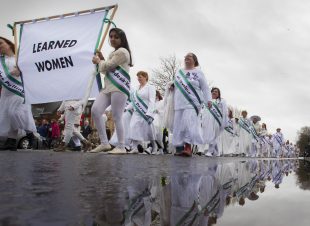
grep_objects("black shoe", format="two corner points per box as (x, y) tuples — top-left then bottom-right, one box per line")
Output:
(137, 144), (144, 153)
(3, 138), (17, 151)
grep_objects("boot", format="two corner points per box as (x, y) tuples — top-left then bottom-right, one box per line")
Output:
(174, 146), (184, 156)
(81, 139), (92, 152)
(182, 143), (192, 157)
(53, 142), (67, 152)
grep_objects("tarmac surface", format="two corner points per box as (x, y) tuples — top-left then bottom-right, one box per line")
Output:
(0, 150), (309, 226)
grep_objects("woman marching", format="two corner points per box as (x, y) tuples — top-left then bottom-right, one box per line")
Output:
(127, 71), (157, 154)
(218, 109), (237, 156)
(90, 28), (132, 154)
(0, 36), (36, 151)
(171, 53), (212, 157)
(202, 87), (228, 157)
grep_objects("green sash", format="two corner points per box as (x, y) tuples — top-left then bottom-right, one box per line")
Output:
(106, 65), (130, 98)
(239, 118), (251, 134)
(0, 56), (24, 97)
(249, 125), (259, 142)
(174, 69), (201, 115)
(131, 90), (152, 124)
(207, 101), (223, 127)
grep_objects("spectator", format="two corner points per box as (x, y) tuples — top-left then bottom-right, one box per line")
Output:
(49, 119), (61, 148)
(38, 119), (50, 148)
(81, 120), (92, 139)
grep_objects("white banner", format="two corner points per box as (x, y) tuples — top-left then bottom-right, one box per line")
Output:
(18, 11), (108, 104)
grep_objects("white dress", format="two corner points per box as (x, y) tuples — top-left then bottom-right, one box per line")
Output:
(218, 118), (237, 155)
(201, 98), (228, 156)
(272, 132), (284, 157)
(153, 99), (165, 147)
(0, 56), (36, 137)
(259, 128), (270, 157)
(237, 117), (252, 155)
(172, 68), (211, 146)
(129, 83), (156, 141)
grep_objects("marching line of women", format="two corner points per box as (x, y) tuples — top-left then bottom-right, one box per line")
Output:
(0, 29), (298, 157)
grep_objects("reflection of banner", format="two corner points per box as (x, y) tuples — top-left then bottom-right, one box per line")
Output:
(18, 10), (108, 104)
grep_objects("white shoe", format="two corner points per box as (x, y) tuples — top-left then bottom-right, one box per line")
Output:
(128, 148), (139, 154)
(108, 147), (127, 154)
(89, 144), (111, 153)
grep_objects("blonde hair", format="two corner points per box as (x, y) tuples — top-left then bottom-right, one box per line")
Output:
(137, 71), (148, 81)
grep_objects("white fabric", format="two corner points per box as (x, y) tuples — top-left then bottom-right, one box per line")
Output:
(0, 56), (36, 138)
(272, 132), (284, 157)
(59, 101), (84, 144)
(153, 100), (165, 147)
(202, 98), (228, 156)
(218, 118), (237, 155)
(172, 109), (204, 146)
(172, 68), (211, 147)
(98, 47), (131, 94)
(237, 117), (252, 155)
(162, 84), (175, 131)
(109, 110), (132, 148)
(18, 11), (107, 104)
(129, 83), (156, 141)
(174, 68), (211, 111)
(92, 91), (127, 146)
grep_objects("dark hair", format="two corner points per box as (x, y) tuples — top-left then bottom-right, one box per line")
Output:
(156, 90), (163, 101)
(211, 87), (221, 100)
(262, 123), (267, 129)
(189, 52), (199, 67)
(109, 28), (133, 67)
(0, 36), (15, 54)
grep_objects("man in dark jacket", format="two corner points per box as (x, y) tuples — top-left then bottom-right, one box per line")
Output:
(81, 120), (92, 139)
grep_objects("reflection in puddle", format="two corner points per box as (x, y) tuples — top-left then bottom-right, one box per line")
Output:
(0, 155), (309, 226)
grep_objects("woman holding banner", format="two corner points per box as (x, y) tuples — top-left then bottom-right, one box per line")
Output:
(127, 71), (157, 154)
(171, 53), (212, 157)
(90, 28), (132, 154)
(0, 37), (36, 151)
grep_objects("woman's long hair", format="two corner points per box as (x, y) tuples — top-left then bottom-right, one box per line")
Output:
(109, 28), (133, 67)
(0, 36), (15, 54)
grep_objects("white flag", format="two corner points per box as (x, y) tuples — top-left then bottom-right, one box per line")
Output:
(18, 11), (108, 104)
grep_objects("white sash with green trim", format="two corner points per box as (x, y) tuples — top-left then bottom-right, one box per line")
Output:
(207, 101), (223, 127)
(274, 134), (283, 146)
(249, 125), (259, 142)
(131, 90), (151, 124)
(239, 118), (251, 134)
(106, 66), (130, 98)
(224, 119), (235, 137)
(0, 56), (24, 98)
(174, 69), (201, 115)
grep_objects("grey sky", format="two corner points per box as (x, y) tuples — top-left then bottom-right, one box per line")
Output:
(1, 0), (310, 142)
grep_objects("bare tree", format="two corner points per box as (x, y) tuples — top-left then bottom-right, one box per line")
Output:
(150, 55), (181, 94)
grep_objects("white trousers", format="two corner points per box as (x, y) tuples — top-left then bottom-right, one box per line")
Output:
(63, 111), (84, 144)
(91, 91), (127, 147)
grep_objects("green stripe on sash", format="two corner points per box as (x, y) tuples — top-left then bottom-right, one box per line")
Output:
(106, 66), (131, 98)
(131, 91), (151, 124)
(208, 107), (222, 127)
(179, 69), (201, 104)
(0, 57), (22, 86)
(175, 79), (199, 115)
(0, 56), (24, 98)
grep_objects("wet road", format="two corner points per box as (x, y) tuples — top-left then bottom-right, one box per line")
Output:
(0, 150), (309, 226)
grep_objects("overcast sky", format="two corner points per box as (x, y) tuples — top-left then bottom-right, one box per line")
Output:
(1, 0), (310, 142)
